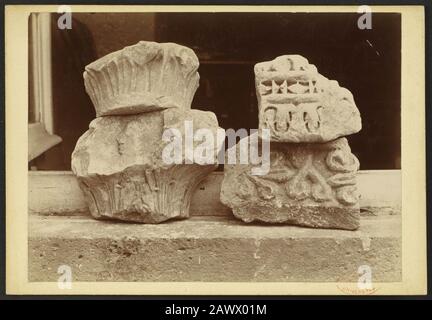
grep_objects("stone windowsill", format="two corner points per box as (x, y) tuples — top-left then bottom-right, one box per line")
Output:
(28, 170), (401, 282)
(29, 213), (401, 282)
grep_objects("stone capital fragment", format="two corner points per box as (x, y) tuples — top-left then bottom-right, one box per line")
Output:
(220, 136), (361, 230)
(84, 41), (200, 117)
(255, 55), (361, 142)
(72, 108), (220, 223)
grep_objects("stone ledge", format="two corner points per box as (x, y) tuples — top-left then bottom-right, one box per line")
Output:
(29, 214), (401, 282)
(29, 170), (401, 216)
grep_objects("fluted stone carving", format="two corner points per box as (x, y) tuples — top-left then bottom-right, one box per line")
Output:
(84, 41), (200, 117)
(255, 55), (361, 143)
(73, 41), (219, 223)
(72, 109), (219, 223)
(221, 55), (362, 230)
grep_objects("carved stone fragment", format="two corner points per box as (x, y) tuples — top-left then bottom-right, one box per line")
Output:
(223, 54), (363, 229)
(255, 55), (361, 143)
(220, 136), (360, 230)
(72, 108), (220, 223)
(84, 41), (200, 117)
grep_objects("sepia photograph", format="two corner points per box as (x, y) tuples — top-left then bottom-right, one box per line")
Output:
(4, 4), (427, 299)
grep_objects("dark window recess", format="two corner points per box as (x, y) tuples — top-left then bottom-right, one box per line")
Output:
(31, 12), (400, 170)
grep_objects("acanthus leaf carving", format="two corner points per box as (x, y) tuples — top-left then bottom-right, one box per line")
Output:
(221, 137), (361, 230)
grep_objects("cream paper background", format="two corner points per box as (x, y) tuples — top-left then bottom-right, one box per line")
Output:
(5, 5), (426, 295)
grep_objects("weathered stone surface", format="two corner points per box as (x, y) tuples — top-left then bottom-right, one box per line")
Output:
(28, 214), (401, 282)
(255, 55), (361, 142)
(84, 41), (200, 117)
(71, 108), (220, 223)
(220, 136), (361, 230)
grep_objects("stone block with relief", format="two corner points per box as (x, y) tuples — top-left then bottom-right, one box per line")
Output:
(255, 55), (361, 143)
(220, 136), (360, 230)
(84, 41), (200, 117)
(72, 108), (221, 223)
